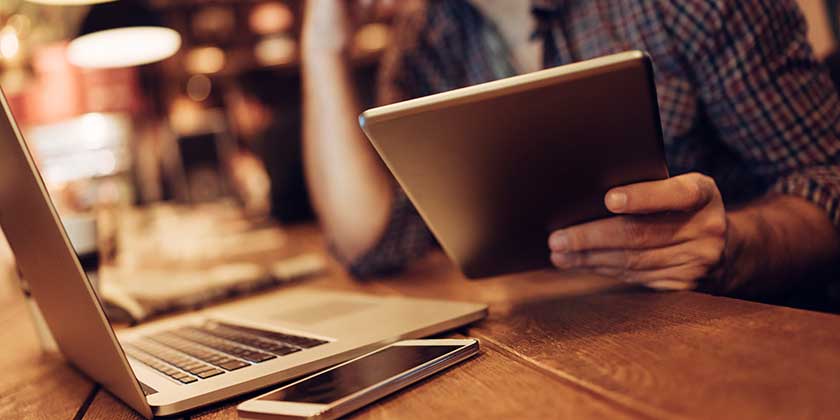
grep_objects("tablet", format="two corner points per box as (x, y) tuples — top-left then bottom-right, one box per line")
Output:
(360, 51), (669, 278)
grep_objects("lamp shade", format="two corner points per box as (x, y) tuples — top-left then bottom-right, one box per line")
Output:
(68, 0), (181, 69)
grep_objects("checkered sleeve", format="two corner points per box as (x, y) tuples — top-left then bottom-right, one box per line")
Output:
(659, 0), (840, 226)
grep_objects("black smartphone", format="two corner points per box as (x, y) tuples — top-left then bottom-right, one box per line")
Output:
(237, 339), (479, 419)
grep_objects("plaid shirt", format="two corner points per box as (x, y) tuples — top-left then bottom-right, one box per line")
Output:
(347, 0), (840, 278)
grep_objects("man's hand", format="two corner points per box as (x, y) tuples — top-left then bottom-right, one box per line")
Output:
(548, 173), (728, 290)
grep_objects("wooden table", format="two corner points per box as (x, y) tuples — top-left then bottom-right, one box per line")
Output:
(2, 224), (840, 419)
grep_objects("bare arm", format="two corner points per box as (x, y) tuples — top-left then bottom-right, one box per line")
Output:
(301, 0), (395, 262)
(717, 195), (840, 297)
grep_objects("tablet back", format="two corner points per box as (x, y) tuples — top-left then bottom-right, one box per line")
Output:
(361, 51), (668, 278)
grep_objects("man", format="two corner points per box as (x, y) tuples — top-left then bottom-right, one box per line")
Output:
(301, 0), (840, 302)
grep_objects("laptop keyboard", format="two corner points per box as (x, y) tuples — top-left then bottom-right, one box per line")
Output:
(125, 321), (328, 385)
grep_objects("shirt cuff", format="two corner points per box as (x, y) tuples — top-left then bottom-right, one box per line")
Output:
(771, 165), (840, 227)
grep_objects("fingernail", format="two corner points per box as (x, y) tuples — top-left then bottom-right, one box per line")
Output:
(550, 252), (567, 267)
(549, 232), (569, 252)
(605, 191), (627, 212)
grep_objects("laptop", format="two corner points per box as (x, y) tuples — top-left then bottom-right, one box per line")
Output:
(0, 89), (487, 418)
(361, 51), (669, 278)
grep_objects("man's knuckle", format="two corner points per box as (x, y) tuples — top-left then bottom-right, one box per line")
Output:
(672, 250), (693, 265)
(677, 176), (703, 205)
(685, 173), (720, 207)
(628, 250), (656, 270)
(686, 240), (721, 266)
(621, 250), (637, 271)
(702, 213), (727, 237)
(700, 174), (718, 191)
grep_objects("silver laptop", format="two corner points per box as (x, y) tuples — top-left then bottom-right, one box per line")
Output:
(0, 89), (487, 418)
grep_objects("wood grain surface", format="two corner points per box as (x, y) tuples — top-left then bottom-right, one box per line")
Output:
(0, 296), (95, 419)
(2, 225), (840, 419)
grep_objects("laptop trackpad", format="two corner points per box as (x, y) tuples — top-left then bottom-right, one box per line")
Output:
(264, 299), (374, 325)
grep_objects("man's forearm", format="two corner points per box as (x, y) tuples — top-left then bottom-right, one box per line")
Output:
(712, 195), (840, 297)
(301, 52), (395, 261)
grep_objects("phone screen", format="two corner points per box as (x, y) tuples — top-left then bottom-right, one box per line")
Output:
(258, 345), (461, 404)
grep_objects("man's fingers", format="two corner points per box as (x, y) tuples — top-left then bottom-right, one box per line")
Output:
(550, 239), (722, 271)
(549, 213), (690, 252)
(605, 173), (719, 214)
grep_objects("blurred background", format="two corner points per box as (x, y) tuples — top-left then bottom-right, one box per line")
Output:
(0, 0), (398, 318)
(0, 0), (838, 296)
(0, 0), (395, 221)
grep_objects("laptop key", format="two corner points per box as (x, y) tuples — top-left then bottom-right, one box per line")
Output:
(199, 323), (323, 355)
(219, 360), (249, 371)
(148, 333), (259, 370)
(128, 321), (326, 384)
(252, 353), (277, 362)
(271, 346), (302, 356)
(211, 322), (329, 349)
(197, 368), (224, 379)
(130, 341), (220, 376)
(169, 329), (277, 363)
(124, 344), (206, 384)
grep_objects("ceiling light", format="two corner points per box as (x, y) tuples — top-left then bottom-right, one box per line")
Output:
(68, 27), (181, 69)
(67, 0), (181, 69)
(0, 27), (20, 60)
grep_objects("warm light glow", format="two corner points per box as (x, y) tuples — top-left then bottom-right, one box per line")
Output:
(79, 113), (111, 149)
(169, 96), (214, 135)
(254, 35), (296, 66)
(68, 27), (181, 69)
(8, 15), (31, 36)
(249, 2), (294, 35)
(25, 0), (116, 5)
(93, 150), (118, 175)
(354, 23), (390, 53)
(192, 6), (235, 38)
(0, 27), (20, 60)
(26, 113), (132, 184)
(187, 74), (212, 102)
(185, 46), (226, 74)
